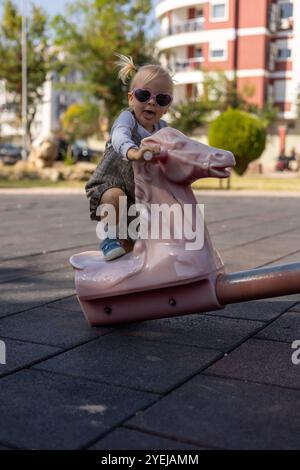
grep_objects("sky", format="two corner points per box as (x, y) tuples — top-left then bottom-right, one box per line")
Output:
(0, 0), (158, 20)
(0, 0), (159, 38)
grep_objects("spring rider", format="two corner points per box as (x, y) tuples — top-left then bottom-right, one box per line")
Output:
(70, 127), (300, 326)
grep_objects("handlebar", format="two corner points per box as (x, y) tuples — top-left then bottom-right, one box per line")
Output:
(143, 150), (154, 161)
(143, 149), (168, 163)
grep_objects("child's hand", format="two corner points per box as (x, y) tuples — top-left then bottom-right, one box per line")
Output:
(127, 145), (161, 162)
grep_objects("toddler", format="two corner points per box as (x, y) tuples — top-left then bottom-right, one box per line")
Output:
(85, 54), (174, 260)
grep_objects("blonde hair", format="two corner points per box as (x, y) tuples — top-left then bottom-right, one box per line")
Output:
(114, 53), (174, 91)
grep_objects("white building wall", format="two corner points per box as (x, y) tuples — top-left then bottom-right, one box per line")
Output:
(0, 71), (82, 143)
(290, 0), (300, 118)
(172, 7), (188, 25)
(156, 0), (207, 18)
(0, 80), (5, 107)
(157, 27), (235, 50)
(274, 79), (294, 102)
(173, 84), (187, 102)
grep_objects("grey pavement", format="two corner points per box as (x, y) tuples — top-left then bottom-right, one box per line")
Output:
(0, 191), (300, 450)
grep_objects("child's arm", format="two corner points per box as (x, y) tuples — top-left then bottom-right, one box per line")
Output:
(111, 111), (139, 160)
(127, 146), (161, 161)
(111, 111), (160, 162)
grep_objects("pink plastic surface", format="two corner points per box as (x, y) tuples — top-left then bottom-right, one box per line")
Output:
(70, 127), (235, 324)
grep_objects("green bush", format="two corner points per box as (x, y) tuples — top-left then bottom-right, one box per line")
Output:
(208, 109), (266, 175)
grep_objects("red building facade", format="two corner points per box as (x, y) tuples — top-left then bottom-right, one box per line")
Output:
(156, 0), (299, 120)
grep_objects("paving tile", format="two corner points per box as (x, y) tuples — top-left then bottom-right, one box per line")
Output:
(212, 219), (300, 251)
(127, 374), (300, 450)
(0, 195), (94, 261)
(266, 255), (300, 267)
(0, 369), (158, 450)
(0, 337), (60, 377)
(33, 335), (221, 394)
(115, 314), (264, 352)
(1, 193), (300, 450)
(206, 297), (298, 321)
(222, 230), (300, 269)
(290, 303), (300, 313)
(90, 427), (204, 450)
(0, 233), (96, 262)
(0, 245), (94, 283)
(46, 296), (82, 313)
(206, 338), (300, 389)
(209, 209), (298, 236)
(0, 306), (111, 349)
(255, 311), (300, 343)
(0, 268), (75, 317)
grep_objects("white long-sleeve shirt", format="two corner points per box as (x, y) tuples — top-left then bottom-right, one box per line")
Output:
(106, 110), (167, 160)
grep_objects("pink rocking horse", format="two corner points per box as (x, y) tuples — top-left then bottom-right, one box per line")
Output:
(70, 128), (300, 326)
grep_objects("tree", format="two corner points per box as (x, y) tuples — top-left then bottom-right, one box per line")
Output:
(208, 109), (266, 175)
(169, 100), (208, 134)
(201, 71), (247, 112)
(51, 0), (154, 127)
(61, 101), (100, 141)
(0, 0), (50, 144)
(201, 71), (278, 126)
(169, 72), (277, 135)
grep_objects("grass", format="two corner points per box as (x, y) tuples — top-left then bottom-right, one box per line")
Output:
(0, 179), (84, 189)
(0, 173), (300, 192)
(192, 173), (300, 192)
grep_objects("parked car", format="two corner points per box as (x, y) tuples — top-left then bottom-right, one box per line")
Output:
(71, 140), (101, 162)
(56, 138), (69, 161)
(0, 143), (22, 165)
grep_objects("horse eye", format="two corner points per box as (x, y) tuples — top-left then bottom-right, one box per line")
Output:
(175, 142), (185, 150)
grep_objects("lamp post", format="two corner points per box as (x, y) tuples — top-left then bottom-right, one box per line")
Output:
(21, 0), (28, 160)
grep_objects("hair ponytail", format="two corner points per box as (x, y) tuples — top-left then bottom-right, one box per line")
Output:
(114, 53), (138, 84)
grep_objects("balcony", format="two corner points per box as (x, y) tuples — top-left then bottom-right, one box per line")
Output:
(156, 0), (205, 18)
(268, 2), (294, 32)
(171, 57), (204, 72)
(160, 18), (204, 38)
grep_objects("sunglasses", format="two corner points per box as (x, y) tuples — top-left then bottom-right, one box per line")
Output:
(132, 88), (173, 107)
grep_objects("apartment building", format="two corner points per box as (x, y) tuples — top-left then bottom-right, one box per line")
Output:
(156, 0), (300, 121)
(0, 71), (81, 144)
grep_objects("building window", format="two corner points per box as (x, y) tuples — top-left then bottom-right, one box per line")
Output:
(276, 39), (292, 61)
(277, 48), (291, 60)
(210, 1), (228, 21)
(186, 83), (197, 100)
(209, 42), (227, 61)
(279, 2), (293, 19)
(212, 4), (225, 18)
(211, 49), (224, 58)
(195, 47), (203, 58)
(274, 80), (286, 101)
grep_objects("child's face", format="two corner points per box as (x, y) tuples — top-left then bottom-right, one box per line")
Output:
(128, 74), (173, 132)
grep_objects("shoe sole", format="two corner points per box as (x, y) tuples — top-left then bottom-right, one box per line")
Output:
(102, 247), (126, 261)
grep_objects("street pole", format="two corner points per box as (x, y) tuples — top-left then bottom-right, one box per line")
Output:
(21, 0), (28, 160)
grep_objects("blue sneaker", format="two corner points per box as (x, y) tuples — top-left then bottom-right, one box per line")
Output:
(100, 237), (126, 261)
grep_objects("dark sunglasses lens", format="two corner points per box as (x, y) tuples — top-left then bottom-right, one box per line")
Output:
(134, 89), (151, 102)
(156, 94), (172, 106)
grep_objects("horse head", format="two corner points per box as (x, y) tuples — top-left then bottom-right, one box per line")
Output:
(142, 127), (235, 184)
